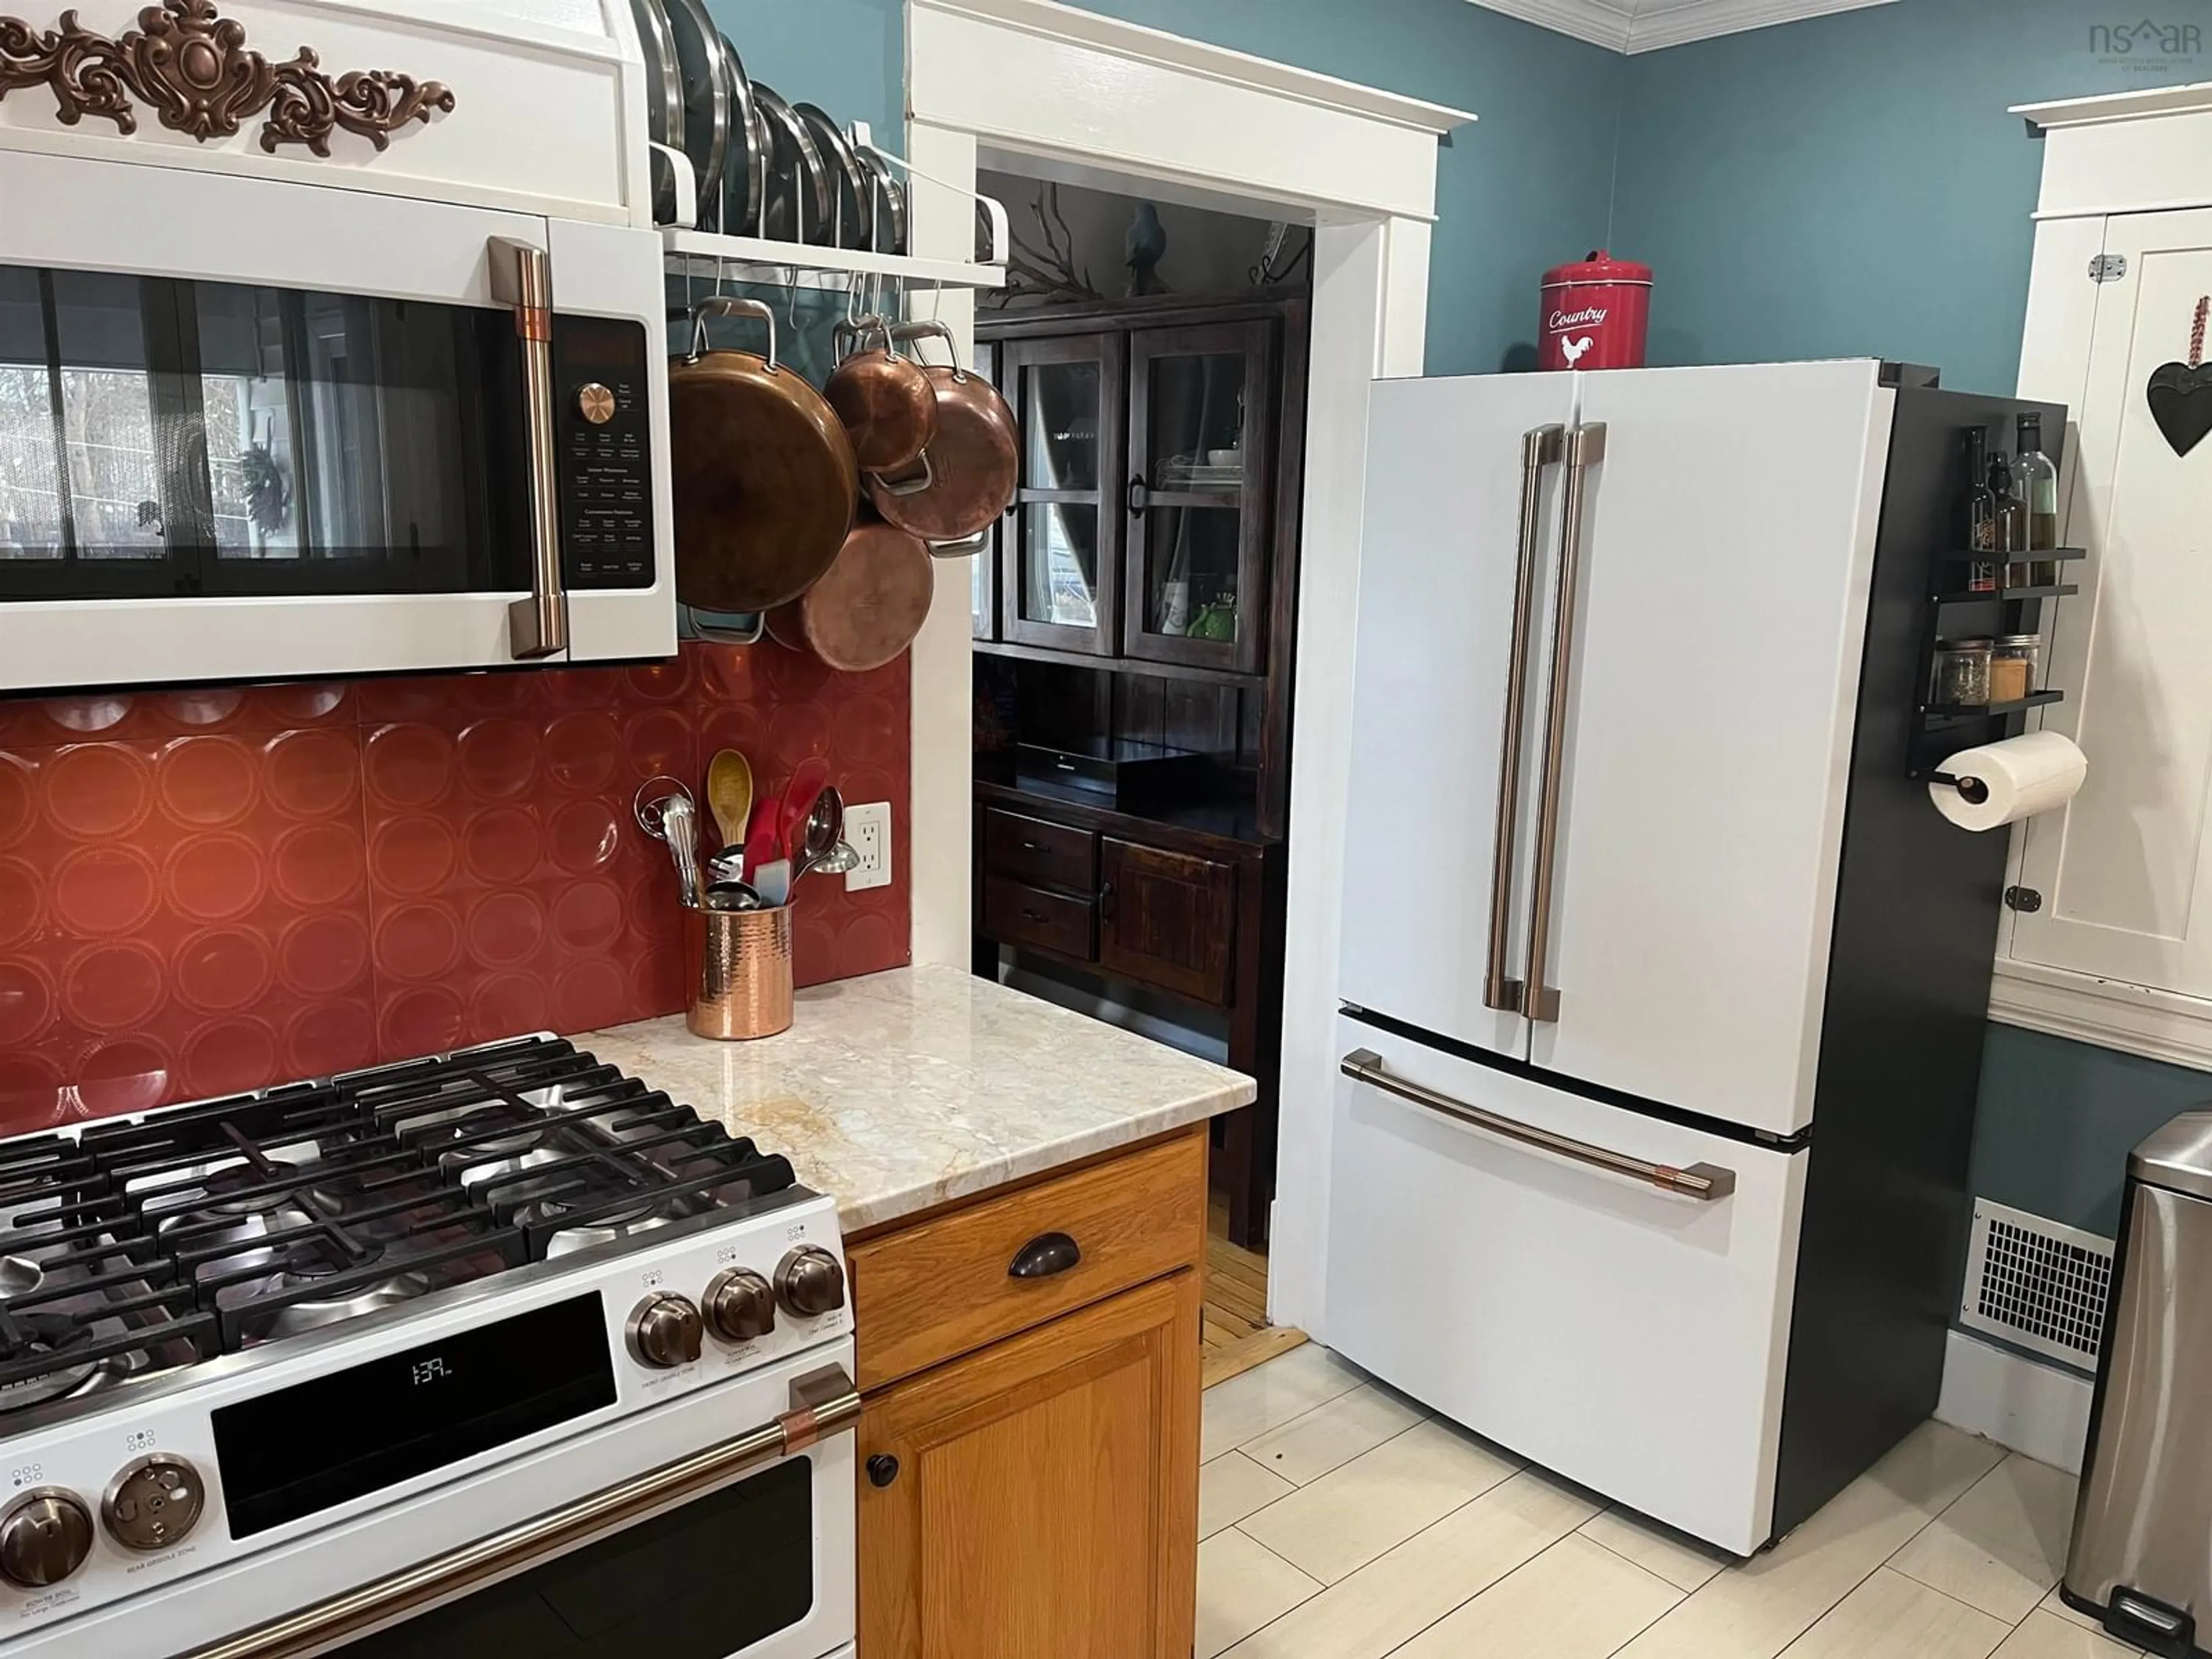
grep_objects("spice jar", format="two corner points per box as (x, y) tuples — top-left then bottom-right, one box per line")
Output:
(1990, 634), (2042, 704)
(1931, 638), (1993, 707)
(2002, 558), (2061, 590)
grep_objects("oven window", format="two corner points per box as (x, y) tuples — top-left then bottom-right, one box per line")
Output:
(333, 1456), (816, 1658)
(0, 263), (527, 601)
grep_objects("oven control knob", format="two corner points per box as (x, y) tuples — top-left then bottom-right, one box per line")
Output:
(627, 1292), (704, 1370)
(776, 1246), (847, 1319)
(103, 1453), (206, 1552)
(0, 1488), (93, 1588)
(705, 1268), (778, 1343)
(577, 382), (618, 426)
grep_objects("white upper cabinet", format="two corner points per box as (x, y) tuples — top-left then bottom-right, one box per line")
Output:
(2004, 88), (2212, 1065)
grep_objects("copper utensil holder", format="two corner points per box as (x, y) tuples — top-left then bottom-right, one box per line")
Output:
(684, 904), (794, 1040)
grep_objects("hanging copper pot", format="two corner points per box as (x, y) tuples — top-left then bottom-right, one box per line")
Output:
(824, 316), (939, 474)
(766, 517), (935, 671)
(865, 320), (1018, 545)
(669, 297), (857, 613)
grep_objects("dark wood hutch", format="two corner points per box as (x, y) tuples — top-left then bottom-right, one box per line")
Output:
(971, 288), (1307, 1249)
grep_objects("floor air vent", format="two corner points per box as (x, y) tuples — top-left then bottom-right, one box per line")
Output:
(1960, 1199), (2113, 1368)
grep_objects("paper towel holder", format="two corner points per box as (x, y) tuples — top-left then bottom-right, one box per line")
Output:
(1927, 771), (1991, 806)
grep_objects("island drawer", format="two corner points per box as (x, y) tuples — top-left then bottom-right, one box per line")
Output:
(983, 809), (1097, 892)
(847, 1128), (1207, 1390)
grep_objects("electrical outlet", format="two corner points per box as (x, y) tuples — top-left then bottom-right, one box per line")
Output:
(844, 802), (892, 892)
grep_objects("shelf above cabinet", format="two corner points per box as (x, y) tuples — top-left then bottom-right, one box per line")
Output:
(663, 229), (1006, 293)
(974, 638), (1263, 688)
(1919, 690), (2066, 721)
(1935, 546), (2087, 566)
(1931, 583), (2082, 604)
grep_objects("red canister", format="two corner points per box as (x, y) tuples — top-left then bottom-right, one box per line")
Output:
(1539, 250), (1652, 372)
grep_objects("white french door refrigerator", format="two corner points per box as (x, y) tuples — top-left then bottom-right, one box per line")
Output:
(1327, 361), (2066, 1555)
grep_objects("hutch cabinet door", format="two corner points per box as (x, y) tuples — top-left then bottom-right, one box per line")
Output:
(2010, 207), (2212, 1002)
(1122, 320), (1276, 675)
(1099, 839), (1238, 1006)
(971, 339), (1002, 641)
(857, 1271), (1202, 1659)
(998, 332), (1126, 656)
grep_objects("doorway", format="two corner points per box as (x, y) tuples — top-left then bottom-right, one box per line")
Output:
(903, 0), (1469, 1344)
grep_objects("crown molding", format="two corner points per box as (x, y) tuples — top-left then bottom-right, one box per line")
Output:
(914, 0), (1476, 132)
(2013, 80), (2212, 133)
(1464, 0), (1897, 55)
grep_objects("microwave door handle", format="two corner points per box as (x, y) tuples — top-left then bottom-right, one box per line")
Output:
(1521, 421), (1605, 1025)
(1484, 423), (1565, 1014)
(177, 1365), (861, 1659)
(490, 237), (569, 660)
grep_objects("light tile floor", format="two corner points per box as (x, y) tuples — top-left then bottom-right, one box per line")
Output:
(1197, 1344), (2134, 1659)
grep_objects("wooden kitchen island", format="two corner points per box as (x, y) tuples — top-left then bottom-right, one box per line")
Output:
(578, 964), (1253, 1658)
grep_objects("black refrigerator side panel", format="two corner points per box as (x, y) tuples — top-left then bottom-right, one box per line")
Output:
(1769, 385), (2070, 1541)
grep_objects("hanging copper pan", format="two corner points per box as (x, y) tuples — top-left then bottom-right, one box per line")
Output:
(824, 316), (937, 474)
(669, 297), (857, 614)
(865, 320), (1018, 545)
(766, 517), (935, 672)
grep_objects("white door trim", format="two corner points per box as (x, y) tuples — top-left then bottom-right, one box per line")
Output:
(904, 0), (1469, 1334)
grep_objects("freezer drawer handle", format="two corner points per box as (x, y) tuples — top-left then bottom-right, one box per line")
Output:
(1521, 421), (1607, 1025)
(1340, 1048), (1737, 1202)
(178, 1365), (861, 1659)
(1484, 423), (1566, 1015)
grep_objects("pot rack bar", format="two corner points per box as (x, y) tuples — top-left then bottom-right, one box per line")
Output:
(660, 127), (1009, 295)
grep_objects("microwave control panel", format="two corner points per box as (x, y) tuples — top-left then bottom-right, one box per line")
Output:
(553, 318), (656, 590)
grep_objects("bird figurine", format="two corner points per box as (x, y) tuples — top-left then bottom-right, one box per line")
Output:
(1126, 202), (1168, 296)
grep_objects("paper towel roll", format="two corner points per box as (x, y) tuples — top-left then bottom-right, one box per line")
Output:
(1928, 731), (2088, 832)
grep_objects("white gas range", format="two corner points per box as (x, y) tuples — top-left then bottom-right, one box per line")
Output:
(0, 1036), (857, 1659)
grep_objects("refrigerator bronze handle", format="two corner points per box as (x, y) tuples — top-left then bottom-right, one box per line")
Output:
(1484, 423), (1565, 1014)
(1340, 1049), (1735, 1202)
(1521, 421), (1605, 1025)
(491, 237), (569, 661)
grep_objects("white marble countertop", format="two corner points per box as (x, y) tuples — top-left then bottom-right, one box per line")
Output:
(574, 964), (1255, 1232)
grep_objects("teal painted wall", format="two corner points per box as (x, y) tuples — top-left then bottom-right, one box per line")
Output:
(705, 0), (1623, 375)
(1607, 0), (2212, 1265)
(1611, 0), (2212, 395)
(1975, 1027), (2211, 1238)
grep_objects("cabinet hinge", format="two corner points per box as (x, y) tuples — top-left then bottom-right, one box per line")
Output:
(2005, 886), (2045, 914)
(2089, 255), (2128, 283)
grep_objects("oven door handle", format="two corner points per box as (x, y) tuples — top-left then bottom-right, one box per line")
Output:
(181, 1364), (861, 1659)
(490, 236), (570, 661)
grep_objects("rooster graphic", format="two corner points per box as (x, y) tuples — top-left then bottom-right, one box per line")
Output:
(1560, 335), (1595, 366)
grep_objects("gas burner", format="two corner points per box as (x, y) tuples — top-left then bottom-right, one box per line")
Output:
(523, 1197), (676, 1259)
(242, 1267), (432, 1345)
(0, 1315), (102, 1411)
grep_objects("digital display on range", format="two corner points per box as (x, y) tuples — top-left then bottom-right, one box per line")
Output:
(211, 1294), (616, 1539)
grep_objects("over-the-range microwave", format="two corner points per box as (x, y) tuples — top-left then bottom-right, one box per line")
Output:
(0, 0), (675, 694)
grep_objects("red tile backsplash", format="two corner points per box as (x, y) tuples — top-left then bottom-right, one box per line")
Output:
(0, 641), (911, 1135)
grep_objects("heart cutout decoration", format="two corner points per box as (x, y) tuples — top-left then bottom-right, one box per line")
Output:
(2149, 361), (2212, 458)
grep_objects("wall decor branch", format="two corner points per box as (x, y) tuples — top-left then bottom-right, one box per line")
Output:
(0, 0), (453, 154)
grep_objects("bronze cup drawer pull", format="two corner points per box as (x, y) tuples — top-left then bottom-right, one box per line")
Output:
(1009, 1231), (1082, 1279)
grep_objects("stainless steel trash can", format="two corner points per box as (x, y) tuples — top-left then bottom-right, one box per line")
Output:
(2065, 1112), (2212, 1657)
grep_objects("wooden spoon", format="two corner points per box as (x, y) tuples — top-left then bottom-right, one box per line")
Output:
(707, 748), (754, 851)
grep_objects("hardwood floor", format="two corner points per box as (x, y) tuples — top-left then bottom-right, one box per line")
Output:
(1203, 1192), (1307, 1388)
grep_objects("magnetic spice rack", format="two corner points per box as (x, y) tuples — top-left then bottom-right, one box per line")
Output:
(1907, 546), (2083, 780)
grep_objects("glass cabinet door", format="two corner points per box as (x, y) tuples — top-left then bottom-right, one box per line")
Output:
(998, 331), (1124, 656)
(971, 339), (1001, 641)
(1123, 320), (1275, 673)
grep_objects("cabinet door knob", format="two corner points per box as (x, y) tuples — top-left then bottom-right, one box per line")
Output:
(1126, 473), (1148, 518)
(1009, 1231), (1082, 1279)
(1099, 880), (1117, 921)
(866, 1454), (900, 1488)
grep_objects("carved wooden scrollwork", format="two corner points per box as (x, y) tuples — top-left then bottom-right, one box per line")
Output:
(0, 0), (454, 155)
